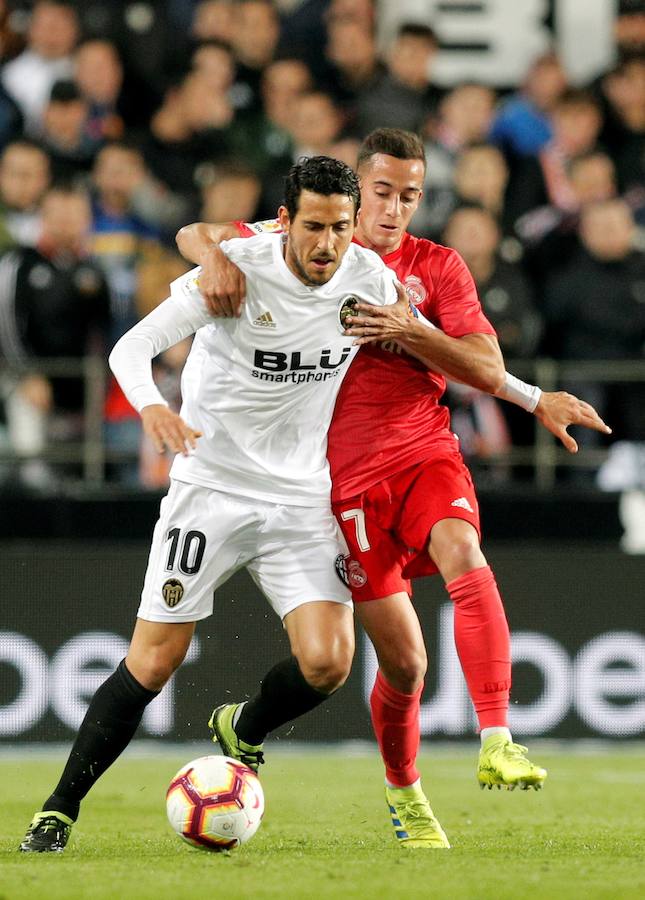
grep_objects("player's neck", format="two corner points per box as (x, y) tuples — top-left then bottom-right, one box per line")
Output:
(354, 226), (404, 258)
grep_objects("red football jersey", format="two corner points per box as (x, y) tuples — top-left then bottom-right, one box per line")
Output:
(234, 223), (496, 503)
(327, 232), (496, 502)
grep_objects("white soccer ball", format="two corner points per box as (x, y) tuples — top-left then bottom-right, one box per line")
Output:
(166, 755), (264, 851)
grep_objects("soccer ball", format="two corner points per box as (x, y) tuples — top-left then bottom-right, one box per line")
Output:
(166, 755), (264, 851)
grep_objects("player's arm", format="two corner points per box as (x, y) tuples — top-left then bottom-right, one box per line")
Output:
(345, 287), (611, 452)
(109, 286), (210, 456)
(176, 221), (247, 317)
(345, 283), (506, 394)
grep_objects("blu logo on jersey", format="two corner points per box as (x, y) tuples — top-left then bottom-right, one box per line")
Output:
(252, 347), (353, 383)
(253, 348), (352, 371)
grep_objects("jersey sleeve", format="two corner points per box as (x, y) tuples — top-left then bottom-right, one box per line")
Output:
(108, 268), (214, 413)
(237, 219), (282, 236)
(420, 249), (497, 338)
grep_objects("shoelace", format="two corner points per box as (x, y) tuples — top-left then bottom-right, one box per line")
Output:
(239, 749), (265, 769)
(501, 742), (530, 758)
(31, 815), (69, 835)
(397, 799), (438, 832)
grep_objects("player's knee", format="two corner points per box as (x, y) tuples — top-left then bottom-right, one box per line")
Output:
(128, 643), (187, 691)
(433, 536), (485, 580)
(298, 643), (353, 694)
(381, 648), (427, 694)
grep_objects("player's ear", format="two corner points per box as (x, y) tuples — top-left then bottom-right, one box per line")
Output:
(277, 205), (290, 232)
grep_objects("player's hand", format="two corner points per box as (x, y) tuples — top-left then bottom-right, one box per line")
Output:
(534, 391), (611, 453)
(141, 404), (202, 456)
(343, 282), (412, 343)
(198, 244), (246, 317)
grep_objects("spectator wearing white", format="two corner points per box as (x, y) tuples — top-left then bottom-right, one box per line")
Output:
(1, 0), (78, 136)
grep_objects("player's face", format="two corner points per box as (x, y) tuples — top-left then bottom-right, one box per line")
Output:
(280, 190), (356, 286)
(356, 153), (425, 255)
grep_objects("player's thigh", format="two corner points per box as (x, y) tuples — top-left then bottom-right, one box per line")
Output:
(395, 455), (482, 580)
(139, 481), (258, 624)
(333, 496), (412, 602)
(248, 503), (352, 621)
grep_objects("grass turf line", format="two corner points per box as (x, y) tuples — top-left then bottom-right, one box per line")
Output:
(1, 751), (644, 900)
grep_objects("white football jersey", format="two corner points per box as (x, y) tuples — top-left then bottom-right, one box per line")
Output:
(109, 232), (397, 506)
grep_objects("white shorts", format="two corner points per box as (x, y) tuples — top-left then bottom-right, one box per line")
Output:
(138, 480), (352, 623)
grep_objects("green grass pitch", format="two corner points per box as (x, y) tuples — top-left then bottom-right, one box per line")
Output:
(1, 748), (644, 900)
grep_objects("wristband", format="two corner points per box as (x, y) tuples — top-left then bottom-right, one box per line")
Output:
(499, 372), (542, 413)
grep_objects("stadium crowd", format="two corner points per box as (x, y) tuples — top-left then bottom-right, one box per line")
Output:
(0, 0), (643, 491)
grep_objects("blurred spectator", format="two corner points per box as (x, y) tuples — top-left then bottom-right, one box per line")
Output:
(416, 85), (497, 236)
(613, 0), (645, 56)
(41, 79), (94, 180)
(543, 199), (645, 451)
(200, 162), (262, 225)
(145, 71), (234, 200)
(74, 39), (125, 149)
(90, 142), (166, 343)
(0, 0), (25, 64)
(323, 15), (383, 117)
(0, 184), (109, 488)
(259, 56), (312, 135)
(516, 151), (619, 282)
(230, 0), (281, 113)
(1, 0), (78, 135)
(453, 144), (511, 227)
(327, 0), (375, 31)
(0, 139), (50, 249)
(191, 39), (235, 96)
(489, 52), (568, 160)
(192, 0), (235, 45)
(599, 54), (645, 192)
(505, 88), (604, 223)
(443, 203), (540, 457)
(288, 90), (344, 160)
(444, 205), (540, 360)
(356, 22), (440, 135)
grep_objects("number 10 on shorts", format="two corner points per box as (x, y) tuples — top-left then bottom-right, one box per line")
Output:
(165, 527), (207, 575)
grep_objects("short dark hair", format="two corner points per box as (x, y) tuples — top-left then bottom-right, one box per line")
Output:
(284, 156), (361, 219)
(397, 22), (438, 45)
(357, 128), (426, 171)
(555, 87), (601, 112)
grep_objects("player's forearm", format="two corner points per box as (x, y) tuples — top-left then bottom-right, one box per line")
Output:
(175, 221), (240, 264)
(109, 291), (206, 413)
(109, 329), (169, 413)
(397, 322), (506, 394)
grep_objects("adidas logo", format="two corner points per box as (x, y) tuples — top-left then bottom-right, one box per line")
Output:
(451, 497), (474, 512)
(253, 311), (277, 328)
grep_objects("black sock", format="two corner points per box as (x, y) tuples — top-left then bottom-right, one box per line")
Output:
(235, 656), (331, 745)
(42, 659), (159, 821)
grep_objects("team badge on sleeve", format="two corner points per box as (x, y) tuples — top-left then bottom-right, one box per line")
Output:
(335, 553), (368, 589)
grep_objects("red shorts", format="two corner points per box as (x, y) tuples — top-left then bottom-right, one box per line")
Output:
(333, 454), (480, 601)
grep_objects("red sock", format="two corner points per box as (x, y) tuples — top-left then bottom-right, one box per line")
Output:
(370, 669), (422, 787)
(446, 565), (511, 730)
